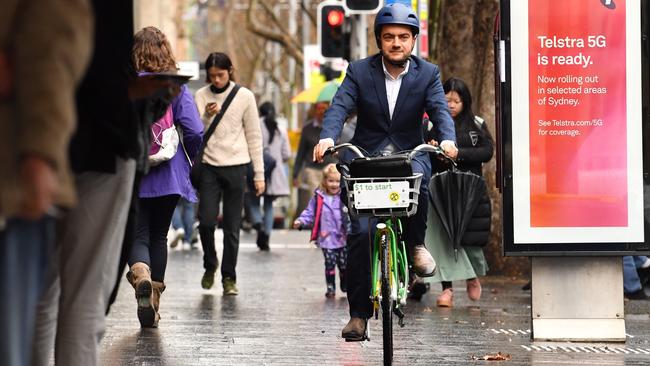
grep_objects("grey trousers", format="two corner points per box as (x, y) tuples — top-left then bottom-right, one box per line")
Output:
(31, 158), (136, 366)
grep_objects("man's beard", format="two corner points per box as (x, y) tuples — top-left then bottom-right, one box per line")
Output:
(382, 50), (410, 68)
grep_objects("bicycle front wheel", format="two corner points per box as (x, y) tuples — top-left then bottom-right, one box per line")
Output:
(380, 232), (393, 366)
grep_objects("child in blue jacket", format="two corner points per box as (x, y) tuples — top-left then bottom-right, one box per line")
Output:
(293, 164), (349, 298)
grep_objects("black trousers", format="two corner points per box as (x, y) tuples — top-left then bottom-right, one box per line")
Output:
(128, 194), (179, 281)
(198, 163), (246, 281)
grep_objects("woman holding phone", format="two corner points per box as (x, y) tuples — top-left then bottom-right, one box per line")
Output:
(193, 52), (264, 296)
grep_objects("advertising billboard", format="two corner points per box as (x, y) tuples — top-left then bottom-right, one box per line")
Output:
(500, 0), (649, 254)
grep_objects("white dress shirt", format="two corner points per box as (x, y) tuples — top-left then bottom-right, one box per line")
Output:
(382, 59), (410, 119)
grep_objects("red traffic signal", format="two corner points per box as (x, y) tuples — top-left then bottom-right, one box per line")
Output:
(318, 3), (349, 59)
(327, 9), (345, 27)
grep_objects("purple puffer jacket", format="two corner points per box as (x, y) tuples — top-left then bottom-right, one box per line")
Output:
(296, 188), (347, 249)
(139, 84), (203, 202)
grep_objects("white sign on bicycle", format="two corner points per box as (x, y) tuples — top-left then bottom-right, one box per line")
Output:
(353, 181), (410, 209)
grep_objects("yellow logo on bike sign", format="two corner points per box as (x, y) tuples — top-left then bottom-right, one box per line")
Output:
(389, 192), (400, 202)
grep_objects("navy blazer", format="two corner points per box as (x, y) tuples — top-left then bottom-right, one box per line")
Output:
(320, 54), (456, 169)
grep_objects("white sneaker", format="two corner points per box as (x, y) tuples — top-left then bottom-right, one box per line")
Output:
(170, 228), (184, 248)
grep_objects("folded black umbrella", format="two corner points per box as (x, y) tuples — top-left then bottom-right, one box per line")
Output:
(428, 169), (487, 260)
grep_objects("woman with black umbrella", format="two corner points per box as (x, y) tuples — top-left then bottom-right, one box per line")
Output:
(424, 77), (494, 308)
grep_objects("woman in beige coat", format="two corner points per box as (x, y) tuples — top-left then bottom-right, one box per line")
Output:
(193, 52), (264, 295)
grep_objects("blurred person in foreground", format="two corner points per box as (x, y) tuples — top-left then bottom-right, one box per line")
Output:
(0, 1), (92, 365)
(30, 2), (177, 365)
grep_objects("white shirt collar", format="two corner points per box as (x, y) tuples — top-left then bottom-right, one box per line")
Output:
(381, 58), (410, 81)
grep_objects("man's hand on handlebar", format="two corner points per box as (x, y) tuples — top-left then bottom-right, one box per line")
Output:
(312, 139), (334, 163)
(439, 141), (459, 160)
(426, 139), (458, 162)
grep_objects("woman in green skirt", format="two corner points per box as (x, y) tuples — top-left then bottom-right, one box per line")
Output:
(425, 77), (494, 307)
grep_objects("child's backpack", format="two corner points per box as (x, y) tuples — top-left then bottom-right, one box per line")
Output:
(148, 106), (179, 166)
(310, 193), (350, 242)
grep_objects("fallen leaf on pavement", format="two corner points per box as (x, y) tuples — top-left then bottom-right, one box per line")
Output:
(471, 352), (512, 361)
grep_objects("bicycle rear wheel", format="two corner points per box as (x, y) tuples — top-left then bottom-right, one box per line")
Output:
(380, 233), (393, 366)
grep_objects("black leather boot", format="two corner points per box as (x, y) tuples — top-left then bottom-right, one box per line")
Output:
(257, 231), (270, 251)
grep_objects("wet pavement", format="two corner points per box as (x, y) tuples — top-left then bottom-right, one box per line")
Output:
(102, 229), (650, 365)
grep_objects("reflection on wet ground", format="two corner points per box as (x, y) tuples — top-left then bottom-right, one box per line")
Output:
(102, 230), (650, 365)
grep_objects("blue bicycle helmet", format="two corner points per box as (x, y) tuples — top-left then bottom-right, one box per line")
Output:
(374, 3), (420, 43)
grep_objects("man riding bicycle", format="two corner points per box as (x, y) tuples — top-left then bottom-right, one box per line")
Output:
(312, 3), (459, 341)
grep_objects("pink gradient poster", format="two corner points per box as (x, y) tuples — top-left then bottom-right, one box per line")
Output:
(528, 0), (628, 227)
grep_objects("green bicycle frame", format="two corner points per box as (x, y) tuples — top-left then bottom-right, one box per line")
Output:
(371, 218), (410, 314)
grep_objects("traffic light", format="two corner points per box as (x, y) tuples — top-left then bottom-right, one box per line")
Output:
(344, 0), (382, 13)
(318, 3), (349, 59)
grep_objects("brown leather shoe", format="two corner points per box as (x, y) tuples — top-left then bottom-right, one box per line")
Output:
(341, 317), (368, 341)
(411, 245), (437, 277)
(466, 278), (482, 301)
(436, 288), (453, 307)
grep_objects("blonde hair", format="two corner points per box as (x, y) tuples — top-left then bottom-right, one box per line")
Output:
(132, 26), (178, 73)
(319, 164), (341, 191)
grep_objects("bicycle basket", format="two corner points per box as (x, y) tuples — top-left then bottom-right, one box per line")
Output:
(343, 174), (423, 218)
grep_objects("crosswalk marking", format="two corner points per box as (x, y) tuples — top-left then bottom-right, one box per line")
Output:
(489, 328), (530, 336)
(519, 345), (650, 356)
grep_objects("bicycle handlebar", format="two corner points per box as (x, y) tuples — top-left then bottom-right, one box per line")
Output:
(323, 143), (365, 159)
(324, 143), (456, 165)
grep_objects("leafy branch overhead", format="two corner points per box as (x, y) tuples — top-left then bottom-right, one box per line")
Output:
(246, 0), (304, 65)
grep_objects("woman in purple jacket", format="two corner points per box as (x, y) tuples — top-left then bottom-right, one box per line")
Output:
(293, 164), (349, 298)
(125, 27), (203, 328)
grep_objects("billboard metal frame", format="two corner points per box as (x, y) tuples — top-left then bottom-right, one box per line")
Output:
(498, 0), (650, 256)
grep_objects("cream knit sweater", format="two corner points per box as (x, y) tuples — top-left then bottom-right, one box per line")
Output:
(194, 82), (264, 182)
